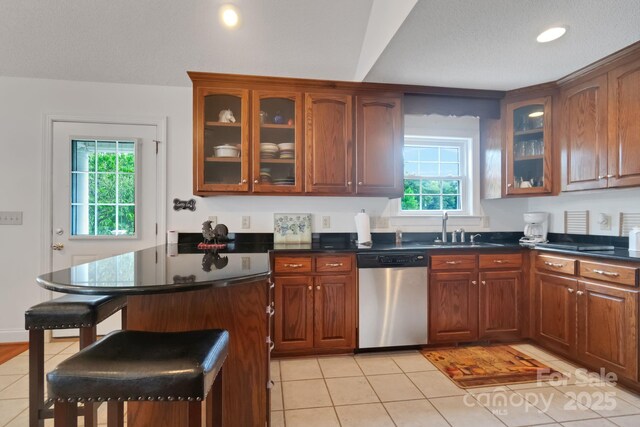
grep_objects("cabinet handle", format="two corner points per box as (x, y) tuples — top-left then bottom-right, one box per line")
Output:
(507, 183), (513, 187)
(266, 306), (275, 316)
(576, 291), (584, 296)
(471, 280), (477, 285)
(445, 261), (462, 265)
(254, 179), (259, 184)
(567, 288), (574, 293)
(267, 380), (275, 389)
(269, 341), (275, 351)
(606, 174), (615, 178)
(316, 285), (321, 290)
(592, 269), (620, 277)
(493, 260), (507, 264)
(544, 261), (565, 268)
(283, 263), (304, 268)
(599, 174), (617, 179)
(481, 281), (486, 285)
(347, 181), (352, 185)
(324, 262), (343, 267)
(358, 182), (363, 185)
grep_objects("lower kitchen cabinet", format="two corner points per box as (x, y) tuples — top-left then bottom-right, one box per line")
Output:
(479, 270), (521, 339)
(535, 272), (577, 357)
(577, 280), (638, 380)
(535, 268), (639, 381)
(429, 253), (523, 343)
(274, 276), (314, 351)
(273, 253), (356, 355)
(429, 271), (478, 342)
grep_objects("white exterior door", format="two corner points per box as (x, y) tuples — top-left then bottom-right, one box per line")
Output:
(50, 121), (160, 336)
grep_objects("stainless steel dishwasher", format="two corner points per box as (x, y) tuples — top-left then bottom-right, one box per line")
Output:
(357, 252), (429, 349)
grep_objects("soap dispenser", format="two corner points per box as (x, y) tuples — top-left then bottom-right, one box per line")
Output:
(630, 227), (640, 253)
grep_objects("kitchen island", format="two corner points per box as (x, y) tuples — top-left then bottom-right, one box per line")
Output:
(37, 245), (272, 427)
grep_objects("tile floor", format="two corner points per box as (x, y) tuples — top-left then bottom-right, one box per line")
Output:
(1, 341), (640, 426)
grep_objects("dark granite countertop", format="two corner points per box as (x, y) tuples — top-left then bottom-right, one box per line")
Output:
(532, 245), (640, 263)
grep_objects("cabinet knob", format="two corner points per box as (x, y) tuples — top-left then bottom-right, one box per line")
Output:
(316, 285), (321, 290)
(242, 179), (247, 183)
(576, 291), (584, 296)
(568, 288), (574, 293)
(471, 280), (477, 285)
(347, 181), (352, 185)
(481, 281), (486, 285)
(507, 183), (513, 187)
(308, 285), (312, 291)
(254, 180), (259, 184)
(358, 182), (363, 185)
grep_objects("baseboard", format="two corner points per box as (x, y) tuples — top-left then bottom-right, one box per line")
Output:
(0, 329), (28, 343)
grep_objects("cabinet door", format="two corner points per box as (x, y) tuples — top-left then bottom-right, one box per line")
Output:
(355, 95), (403, 196)
(577, 280), (638, 380)
(429, 271), (478, 343)
(535, 273), (577, 357)
(194, 86), (250, 193)
(274, 276), (314, 351)
(314, 275), (355, 349)
(561, 75), (609, 191)
(252, 90), (303, 193)
(479, 270), (521, 339)
(505, 97), (553, 195)
(305, 93), (354, 194)
(608, 58), (640, 188)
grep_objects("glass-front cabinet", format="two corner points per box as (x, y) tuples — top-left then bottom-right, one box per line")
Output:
(194, 87), (250, 193)
(505, 96), (552, 195)
(251, 91), (303, 192)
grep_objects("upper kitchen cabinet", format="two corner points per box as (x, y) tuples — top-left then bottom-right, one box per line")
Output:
(355, 95), (404, 197)
(505, 96), (553, 195)
(560, 74), (609, 191)
(193, 87), (250, 194)
(608, 56), (640, 188)
(304, 92), (354, 194)
(252, 90), (303, 193)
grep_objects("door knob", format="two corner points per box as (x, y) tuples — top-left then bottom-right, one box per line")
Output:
(51, 243), (64, 251)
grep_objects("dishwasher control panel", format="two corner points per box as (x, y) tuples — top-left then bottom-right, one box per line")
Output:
(357, 252), (429, 268)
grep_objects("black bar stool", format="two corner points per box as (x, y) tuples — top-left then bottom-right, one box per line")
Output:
(25, 295), (128, 427)
(47, 329), (228, 427)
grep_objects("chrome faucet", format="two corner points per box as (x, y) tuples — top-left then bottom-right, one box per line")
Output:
(470, 233), (481, 244)
(459, 228), (466, 243)
(441, 211), (449, 243)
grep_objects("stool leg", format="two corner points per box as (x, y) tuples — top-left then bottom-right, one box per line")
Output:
(211, 368), (223, 427)
(79, 326), (98, 427)
(54, 401), (78, 427)
(120, 305), (128, 329)
(28, 329), (44, 427)
(106, 401), (124, 427)
(187, 401), (202, 427)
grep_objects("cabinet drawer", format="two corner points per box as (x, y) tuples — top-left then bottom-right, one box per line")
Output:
(580, 260), (638, 287)
(430, 255), (477, 270)
(315, 255), (352, 273)
(479, 253), (522, 269)
(274, 256), (312, 273)
(535, 254), (577, 276)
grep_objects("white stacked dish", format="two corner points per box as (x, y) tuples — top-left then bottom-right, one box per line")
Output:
(214, 144), (240, 157)
(260, 142), (279, 159)
(277, 142), (295, 159)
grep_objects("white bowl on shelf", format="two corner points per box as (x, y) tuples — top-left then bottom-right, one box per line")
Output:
(214, 144), (240, 157)
(277, 142), (295, 151)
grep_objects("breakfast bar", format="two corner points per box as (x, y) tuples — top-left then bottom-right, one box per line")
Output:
(36, 245), (272, 427)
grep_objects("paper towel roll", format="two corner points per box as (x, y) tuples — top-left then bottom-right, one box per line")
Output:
(355, 211), (372, 244)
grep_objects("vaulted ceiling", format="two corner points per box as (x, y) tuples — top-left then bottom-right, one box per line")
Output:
(1, 0), (638, 90)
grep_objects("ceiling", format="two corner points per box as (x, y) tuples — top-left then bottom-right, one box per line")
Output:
(1, 0), (638, 91)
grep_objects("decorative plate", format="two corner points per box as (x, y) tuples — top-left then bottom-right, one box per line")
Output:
(274, 214), (312, 244)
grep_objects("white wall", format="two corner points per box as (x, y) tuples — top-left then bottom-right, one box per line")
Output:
(0, 75), (637, 342)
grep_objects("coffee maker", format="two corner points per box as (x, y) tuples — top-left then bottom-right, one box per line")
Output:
(519, 212), (549, 247)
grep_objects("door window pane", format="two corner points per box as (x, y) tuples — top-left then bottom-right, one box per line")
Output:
(71, 140), (137, 237)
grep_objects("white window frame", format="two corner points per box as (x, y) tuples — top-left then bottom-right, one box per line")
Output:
(401, 137), (470, 215)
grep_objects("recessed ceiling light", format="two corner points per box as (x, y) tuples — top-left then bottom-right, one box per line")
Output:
(529, 111), (544, 118)
(220, 5), (239, 28)
(537, 27), (566, 43)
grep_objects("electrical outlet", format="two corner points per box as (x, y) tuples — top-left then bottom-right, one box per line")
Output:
(208, 216), (217, 227)
(241, 216), (251, 229)
(322, 216), (331, 229)
(0, 211), (22, 225)
(241, 257), (251, 270)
